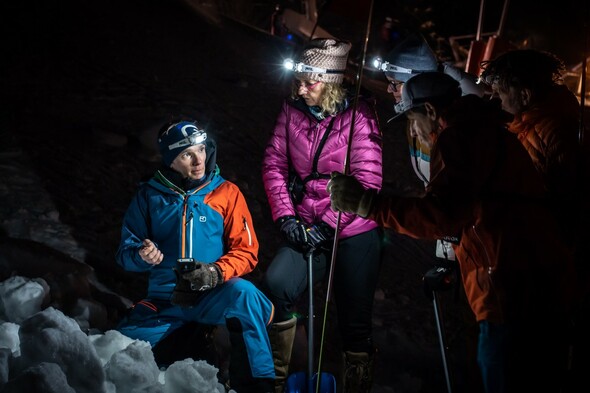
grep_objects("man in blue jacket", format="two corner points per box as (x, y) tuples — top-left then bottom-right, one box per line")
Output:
(116, 119), (275, 392)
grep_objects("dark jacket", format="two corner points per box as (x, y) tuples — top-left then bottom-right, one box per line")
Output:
(369, 95), (576, 323)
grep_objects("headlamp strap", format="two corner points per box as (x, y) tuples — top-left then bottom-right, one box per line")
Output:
(295, 63), (344, 74)
(380, 62), (414, 75)
(167, 125), (207, 151)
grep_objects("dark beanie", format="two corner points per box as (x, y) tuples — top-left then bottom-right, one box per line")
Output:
(383, 33), (438, 82)
(157, 120), (208, 167)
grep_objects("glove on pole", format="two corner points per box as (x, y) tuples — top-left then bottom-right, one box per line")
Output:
(327, 172), (375, 218)
(277, 215), (308, 248)
(305, 222), (335, 250)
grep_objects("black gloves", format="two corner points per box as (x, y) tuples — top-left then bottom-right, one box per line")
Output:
(277, 215), (334, 251)
(327, 172), (375, 218)
(305, 222), (335, 250)
(171, 262), (222, 307)
(182, 262), (222, 291)
(278, 216), (308, 248)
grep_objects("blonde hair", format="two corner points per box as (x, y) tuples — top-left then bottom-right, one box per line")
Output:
(291, 82), (347, 116)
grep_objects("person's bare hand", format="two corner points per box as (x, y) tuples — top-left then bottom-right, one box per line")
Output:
(139, 239), (163, 265)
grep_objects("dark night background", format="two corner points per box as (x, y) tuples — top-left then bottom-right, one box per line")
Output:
(0, 0), (588, 392)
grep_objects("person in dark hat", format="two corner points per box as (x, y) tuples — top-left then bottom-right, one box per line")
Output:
(261, 38), (383, 393)
(327, 72), (576, 393)
(378, 33), (488, 263)
(378, 32), (485, 186)
(115, 119), (275, 393)
(381, 33), (484, 106)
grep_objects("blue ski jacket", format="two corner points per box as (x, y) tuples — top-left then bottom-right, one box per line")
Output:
(116, 168), (259, 301)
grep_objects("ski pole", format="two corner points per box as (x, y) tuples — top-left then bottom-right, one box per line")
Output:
(307, 248), (315, 393)
(316, 0), (375, 390)
(424, 265), (456, 393)
(433, 290), (453, 393)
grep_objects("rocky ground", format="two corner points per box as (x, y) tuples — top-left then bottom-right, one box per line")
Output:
(0, 1), (494, 392)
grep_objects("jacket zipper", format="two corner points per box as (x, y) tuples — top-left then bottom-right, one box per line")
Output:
(471, 223), (505, 320)
(471, 224), (493, 275)
(243, 217), (252, 246)
(181, 197), (189, 258)
(180, 181), (211, 258)
(471, 224), (495, 293)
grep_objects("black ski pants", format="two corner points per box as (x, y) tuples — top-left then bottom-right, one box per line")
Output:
(262, 228), (383, 353)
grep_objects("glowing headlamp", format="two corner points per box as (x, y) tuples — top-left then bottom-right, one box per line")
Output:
(371, 57), (413, 75)
(167, 124), (207, 151)
(282, 58), (344, 75)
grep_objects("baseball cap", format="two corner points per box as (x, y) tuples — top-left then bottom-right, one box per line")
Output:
(390, 72), (461, 121)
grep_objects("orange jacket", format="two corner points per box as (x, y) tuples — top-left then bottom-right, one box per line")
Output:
(509, 85), (586, 240)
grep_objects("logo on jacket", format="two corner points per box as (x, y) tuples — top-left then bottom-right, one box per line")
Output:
(199, 216), (206, 222)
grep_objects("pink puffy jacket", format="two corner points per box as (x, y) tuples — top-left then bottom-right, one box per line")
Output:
(262, 98), (382, 238)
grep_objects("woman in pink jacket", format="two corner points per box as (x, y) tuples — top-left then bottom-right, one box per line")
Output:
(261, 38), (383, 393)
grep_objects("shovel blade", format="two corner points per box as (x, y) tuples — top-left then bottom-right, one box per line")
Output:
(284, 371), (337, 393)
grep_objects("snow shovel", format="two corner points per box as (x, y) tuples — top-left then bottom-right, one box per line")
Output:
(284, 248), (337, 393)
